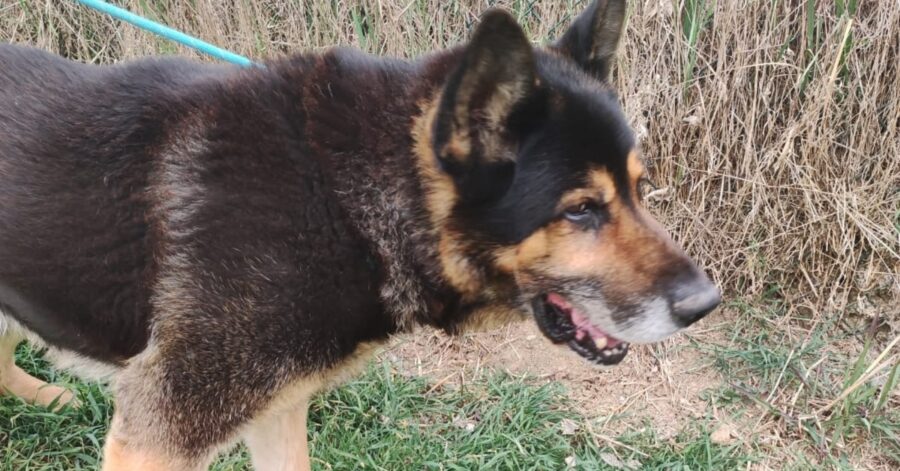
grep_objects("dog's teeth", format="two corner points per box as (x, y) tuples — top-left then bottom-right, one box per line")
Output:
(594, 337), (608, 350)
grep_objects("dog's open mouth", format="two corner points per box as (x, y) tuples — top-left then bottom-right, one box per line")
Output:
(531, 293), (629, 365)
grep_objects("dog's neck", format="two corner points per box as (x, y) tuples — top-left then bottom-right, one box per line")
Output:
(270, 48), (485, 332)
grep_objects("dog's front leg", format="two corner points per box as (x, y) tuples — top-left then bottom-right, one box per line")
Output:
(102, 434), (202, 471)
(100, 345), (226, 471)
(243, 400), (312, 471)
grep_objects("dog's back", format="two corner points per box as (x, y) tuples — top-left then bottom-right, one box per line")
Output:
(0, 44), (397, 372)
(0, 45), (234, 360)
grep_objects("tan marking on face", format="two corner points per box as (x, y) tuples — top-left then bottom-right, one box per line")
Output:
(504, 167), (644, 284)
(543, 203), (658, 292)
(415, 93), (672, 310)
(558, 189), (600, 212)
(557, 169), (618, 212)
(493, 245), (518, 274)
(510, 175), (686, 300)
(591, 169), (618, 204)
(515, 227), (550, 270)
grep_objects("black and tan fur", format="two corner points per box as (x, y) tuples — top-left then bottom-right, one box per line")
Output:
(0, 1), (719, 469)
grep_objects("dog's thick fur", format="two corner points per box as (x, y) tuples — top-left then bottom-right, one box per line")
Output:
(0, 1), (719, 469)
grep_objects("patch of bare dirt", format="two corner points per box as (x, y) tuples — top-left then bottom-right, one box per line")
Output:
(379, 305), (899, 470)
(380, 312), (731, 439)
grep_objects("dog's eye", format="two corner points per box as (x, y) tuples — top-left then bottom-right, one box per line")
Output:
(563, 201), (600, 223)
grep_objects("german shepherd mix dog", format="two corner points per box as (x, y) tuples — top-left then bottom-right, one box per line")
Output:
(0, 0), (719, 469)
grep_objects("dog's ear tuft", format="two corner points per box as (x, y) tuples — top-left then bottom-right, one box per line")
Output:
(432, 9), (535, 202)
(554, 0), (626, 81)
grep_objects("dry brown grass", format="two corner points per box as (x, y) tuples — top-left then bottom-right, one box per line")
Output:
(2, 0), (896, 317)
(621, 1), (898, 312)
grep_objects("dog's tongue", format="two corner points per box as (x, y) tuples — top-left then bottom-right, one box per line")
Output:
(547, 293), (622, 348)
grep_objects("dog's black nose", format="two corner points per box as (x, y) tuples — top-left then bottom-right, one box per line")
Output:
(671, 277), (721, 327)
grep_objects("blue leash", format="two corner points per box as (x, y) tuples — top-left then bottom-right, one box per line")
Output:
(74, 0), (259, 68)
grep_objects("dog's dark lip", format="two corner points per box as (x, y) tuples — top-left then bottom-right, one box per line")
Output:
(530, 294), (576, 343)
(530, 293), (630, 366)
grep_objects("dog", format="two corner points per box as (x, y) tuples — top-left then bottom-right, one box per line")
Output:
(0, 1), (720, 469)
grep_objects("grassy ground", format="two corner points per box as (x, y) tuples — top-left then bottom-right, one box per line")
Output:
(1, 343), (760, 471)
(2, 304), (897, 471)
(0, 0), (897, 470)
(701, 300), (900, 469)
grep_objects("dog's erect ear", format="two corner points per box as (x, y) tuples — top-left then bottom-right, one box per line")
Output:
(433, 10), (535, 202)
(554, 0), (626, 81)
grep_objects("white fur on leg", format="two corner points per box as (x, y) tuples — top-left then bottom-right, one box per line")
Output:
(243, 401), (312, 471)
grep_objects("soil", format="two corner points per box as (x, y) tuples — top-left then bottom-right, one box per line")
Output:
(379, 305), (899, 470)
(380, 310), (732, 440)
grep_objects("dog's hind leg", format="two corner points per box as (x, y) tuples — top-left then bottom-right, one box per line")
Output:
(0, 321), (76, 409)
(243, 399), (312, 471)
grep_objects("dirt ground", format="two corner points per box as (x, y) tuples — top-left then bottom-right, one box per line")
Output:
(381, 311), (730, 440)
(380, 303), (899, 470)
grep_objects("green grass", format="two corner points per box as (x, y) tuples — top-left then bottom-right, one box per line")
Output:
(700, 299), (900, 469)
(4, 297), (898, 471)
(1, 344), (760, 471)
(0, 346), (111, 470)
(2, 300), (896, 470)
(680, 0), (713, 88)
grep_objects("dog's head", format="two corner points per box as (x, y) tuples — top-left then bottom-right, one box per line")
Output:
(416, 0), (720, 366)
